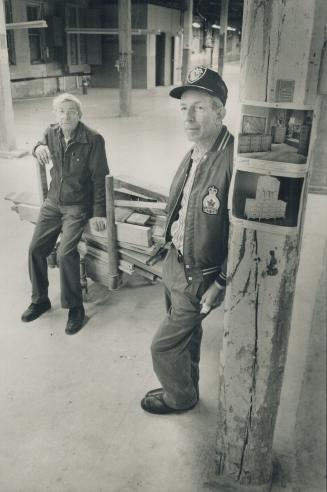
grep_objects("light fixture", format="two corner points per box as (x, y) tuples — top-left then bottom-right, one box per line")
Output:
(192, 15), (201, 29)
(211, 23), (237, 32)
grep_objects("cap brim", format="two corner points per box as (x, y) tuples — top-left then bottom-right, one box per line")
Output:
(169, 85), (215, 99)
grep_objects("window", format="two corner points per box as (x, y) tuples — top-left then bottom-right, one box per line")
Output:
(66, 5), (87, 66)
(27, 4), (46, 64)
(5, 0), (16, 65)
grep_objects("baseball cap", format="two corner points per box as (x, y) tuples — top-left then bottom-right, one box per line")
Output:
(169, 66), (228, 106)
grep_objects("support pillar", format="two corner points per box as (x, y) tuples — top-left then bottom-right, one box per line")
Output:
(216, 0), (326, 488)
(217, 0), (228, 76)
(118, 0), (132, 116)
(0, 0), (15, 156)
(181, 0), (193, 83)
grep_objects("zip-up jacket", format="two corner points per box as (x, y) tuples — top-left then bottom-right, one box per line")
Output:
(34, 122), (109, 217)
(165, 125), (233, 286)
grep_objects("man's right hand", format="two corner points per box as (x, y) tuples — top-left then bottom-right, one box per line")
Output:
(35, 145), (51, 166)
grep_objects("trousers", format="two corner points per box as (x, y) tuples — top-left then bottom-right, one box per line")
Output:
(151, 246), (215, 410)
(28, 198), (90, 309)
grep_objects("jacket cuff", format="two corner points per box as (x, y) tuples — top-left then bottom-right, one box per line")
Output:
(215, 271), (227, 288)
(92, 206), (106, 218)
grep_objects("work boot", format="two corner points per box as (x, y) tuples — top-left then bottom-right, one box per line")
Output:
(21, 299), (51, 322)
(65, 305), (85, 335)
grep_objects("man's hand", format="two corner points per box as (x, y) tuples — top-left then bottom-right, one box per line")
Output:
(35, 145), (51, 166)
(89, 217), (107, 232)
(200, 281), (225, 314)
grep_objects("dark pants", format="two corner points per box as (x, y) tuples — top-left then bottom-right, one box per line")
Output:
(28, 198), (90, 309)
(151, 246), (215, 410)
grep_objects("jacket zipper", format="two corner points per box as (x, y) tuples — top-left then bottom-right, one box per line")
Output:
(58, 139), (74, 204)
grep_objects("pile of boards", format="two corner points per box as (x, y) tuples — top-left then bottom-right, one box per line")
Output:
(79, 175), (169, 285)
(5, 175), (169, 287)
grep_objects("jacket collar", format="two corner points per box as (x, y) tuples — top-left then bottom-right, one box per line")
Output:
(209, 125), (230, 153)
(55, 122), (88, 144)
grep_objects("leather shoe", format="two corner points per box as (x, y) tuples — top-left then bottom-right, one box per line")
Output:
(21, 299), (51, 322)
(65, 305), (85, 335)
(141, 392), (197, 415)
(146, 384), (199, 401)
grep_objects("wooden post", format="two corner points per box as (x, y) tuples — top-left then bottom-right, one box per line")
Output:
(181, 0), (193, 83)
(0, 0), (16, 154)
(217, 0), (229, 76)
(118, 0), (132, 116)
(35, 159), (48, 204)
(105, 175), (119, 290)
(216, 0), (326, 488)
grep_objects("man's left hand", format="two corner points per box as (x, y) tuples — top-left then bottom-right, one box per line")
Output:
(200, 281), (225, 314)
(89, 217), (107, 232)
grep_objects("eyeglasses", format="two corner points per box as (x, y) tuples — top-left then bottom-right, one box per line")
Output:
(56, 109), (79, 117)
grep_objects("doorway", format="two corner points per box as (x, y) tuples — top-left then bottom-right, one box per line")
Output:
(170, 36), (175, 85)
(155, 33), (165, 86)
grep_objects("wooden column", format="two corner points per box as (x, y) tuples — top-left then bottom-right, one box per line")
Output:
(118, 0), (132, 116)
(218, 0), (229, 76)
(105, 175), (119, 290)
(181, 0), (193, 83)
(216, 0), (326, 488)
(0, 0), (16, 154)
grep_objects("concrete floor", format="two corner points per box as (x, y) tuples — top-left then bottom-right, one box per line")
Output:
(0, 63), (326, 492)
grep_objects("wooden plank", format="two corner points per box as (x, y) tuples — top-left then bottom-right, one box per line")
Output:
(119, 250), (163, 277)
(118, 259), (135, 274)
(118, 247), (151, 265)
(114, 187), (153, 200)
(4, 191), (39, 206)
(115, 207), (134, 222)
(133, 266), (157, 282)
(148, 215), (167, 227)
(16, 203), (40, 223)
(114, 200), (167, 215)
(84, 220), (152, 247)
(126, 212), (151, 225)
(117, 222), (152, 246)
(114, 175), (169, 202)
(117, 241), (162, 256)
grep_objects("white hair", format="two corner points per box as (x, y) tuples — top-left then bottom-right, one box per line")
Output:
(53, 93), (82, 116)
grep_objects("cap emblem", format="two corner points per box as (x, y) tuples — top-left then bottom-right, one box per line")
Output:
(187, 67), (206, 83)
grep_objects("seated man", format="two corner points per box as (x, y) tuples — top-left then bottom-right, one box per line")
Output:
(21, 93), (109, 335)
(141, 67), (233, 414)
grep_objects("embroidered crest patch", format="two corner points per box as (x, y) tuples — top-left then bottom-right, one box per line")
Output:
(187, 67), (207, 83)
(202, 186), (220, 215)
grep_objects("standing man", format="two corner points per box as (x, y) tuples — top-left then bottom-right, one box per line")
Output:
(141, 67), (233, 414)
(21, 93), (109, 335)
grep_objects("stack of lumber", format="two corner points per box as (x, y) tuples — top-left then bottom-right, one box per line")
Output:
(5, 175), (169, 286)
(80, 175), (169, 283)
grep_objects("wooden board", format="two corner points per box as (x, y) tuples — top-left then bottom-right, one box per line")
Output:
(114, 187), (153, 200)
(5, 191), (40, 206)
(126, 212), (151, 226)
(16, 203), (40, 223)
(119, 250), (163, 278)
(114, 200), (167, 216)
(114, 175), (169, 202)
(84, 221), (152, 247)
(114, 207), (134, 222)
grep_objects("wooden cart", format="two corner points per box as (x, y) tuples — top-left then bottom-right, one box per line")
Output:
(6, 160), (169, 298)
